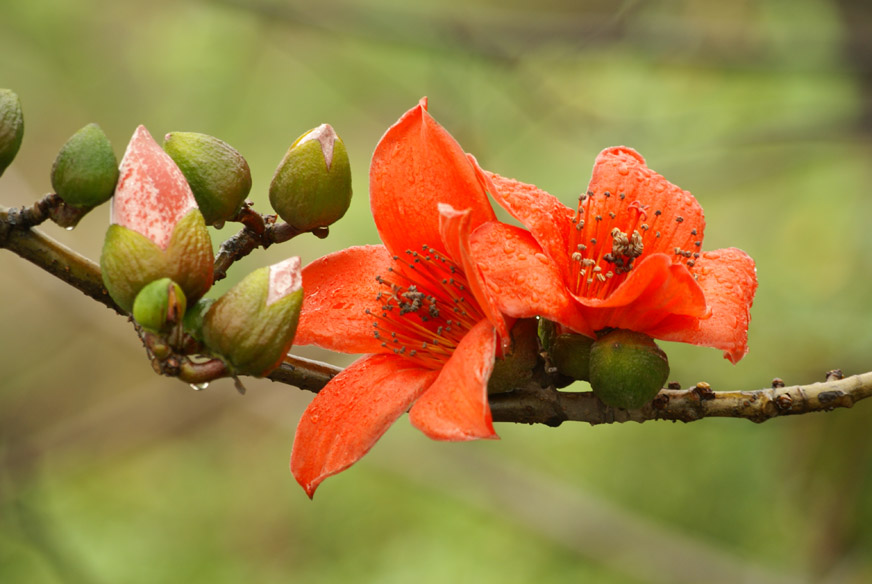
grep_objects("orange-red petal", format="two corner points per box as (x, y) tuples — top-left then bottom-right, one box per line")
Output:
(574, 253), (708, 334)
(438, 205), (510, 346)
(295, 245), (391, 354)
(370, 98), (496, 259)
(409, 319), (498, 441)
(485, 171), (575, 282)
(290, 353), (439, 498)
(585, 146), (705, 260)
(469, 221), (592, 336)
(654, 248), (757, 363)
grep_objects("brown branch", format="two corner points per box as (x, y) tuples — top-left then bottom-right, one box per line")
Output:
(1, 204), (123, 315)
(4, 201), (872, 426)
(489, 374), (872, 427)
(212, 204), (330, 283)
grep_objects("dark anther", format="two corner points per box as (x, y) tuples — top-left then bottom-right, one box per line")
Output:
(771, 378), (785, 388)
(667, 381), (682, 390)
(825, 369), (844, 381)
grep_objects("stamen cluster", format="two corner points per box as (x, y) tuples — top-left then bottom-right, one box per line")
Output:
(365, 246), (484, 369)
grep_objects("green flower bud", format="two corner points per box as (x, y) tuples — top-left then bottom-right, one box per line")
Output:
(269, 124), (352, 231)
(0, 89), (24, 177)
(182, 298), (214, 342)
(488, 319), (540, 394)
(100, 125), (213, 313)
(202, 257), (303, 377)
(588, 329), (670, 410)
(132, 278), (187, 333)
(163, 131), (251, 226)
(51, 123), (119, 208)
(551, 333), (594, 381)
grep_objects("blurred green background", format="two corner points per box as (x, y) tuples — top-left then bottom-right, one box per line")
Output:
(2, 0), (872, 582)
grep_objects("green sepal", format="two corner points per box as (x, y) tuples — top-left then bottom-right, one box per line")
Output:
(488, 318), (540, 394)
(163, 132), (251, 226)
(201, 265), (302, 377)
(100, 209), (213, 313)
(132, 278), (187, 333)
(183, 298), (214, 342)
(551, 333), (594, 381)
(0, 89), (24, 177)
(588, 329), (670, 410)
(269, 125), (352, 231)
(51, 123), (118, 208)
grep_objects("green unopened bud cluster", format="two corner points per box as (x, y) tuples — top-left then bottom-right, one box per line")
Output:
(544, 321), (670, 410)
(0, 89), (24, 177)
(270, 124), (352, 231)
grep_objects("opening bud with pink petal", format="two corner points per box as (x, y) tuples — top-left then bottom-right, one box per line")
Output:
(100, 125), (213, 313)
(163, 131), (251, 227)
(269, 123), (352, 231)
(201, 257), (303, 377)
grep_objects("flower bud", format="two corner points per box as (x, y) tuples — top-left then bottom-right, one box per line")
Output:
(51, 123), (118, 208)
(269, 124), (352, 231)
(551, 333), (594, 381)
(201, 257), (303, 376)
(100, 125), (213, 313)
(163, 131), (251, 226)
(132, 278), (187, 333)
(182, 298), (214, 342)
(588, 329), (670, 410)
(0, 89), (24, 177)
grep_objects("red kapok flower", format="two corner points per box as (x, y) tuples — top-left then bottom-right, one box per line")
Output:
(471, 146), (757, 363)
(290, 99), (511, 497)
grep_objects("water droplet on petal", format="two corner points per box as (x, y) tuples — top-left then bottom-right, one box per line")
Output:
(534, 253), (549, 264)
(190, 382), (209, 391)
(617, 163), (629, 176)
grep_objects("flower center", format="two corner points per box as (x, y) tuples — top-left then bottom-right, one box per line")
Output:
(366, 246), (484, 369)
(567, 189), (701, 299)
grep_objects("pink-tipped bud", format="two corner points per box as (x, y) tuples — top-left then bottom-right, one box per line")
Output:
(269, 124), (352, 231)
(201, 257), (303, 377)
(112, 125), (199, 249)
(100, 125), (213, 313)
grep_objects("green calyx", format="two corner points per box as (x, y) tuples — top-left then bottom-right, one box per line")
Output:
(163, 132), (251, 226)
(551, 333), (595, 381)
(269, 124), (352, 231)
(133, 278), (187, 333)
(182, 298), (214, 343)
(100, 209), (213, 313)
(588, 329), (670, 410)
(51, 123), (119, 208)
(201, 265), (303, 377)
(488, 319), (540, 394)
(0, 89), (24, 177)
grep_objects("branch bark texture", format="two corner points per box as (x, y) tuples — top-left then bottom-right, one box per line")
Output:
(3, 203), (871, 427)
